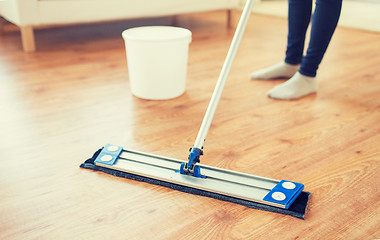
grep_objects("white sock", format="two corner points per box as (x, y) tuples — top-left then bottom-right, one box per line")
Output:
(250, 62), (299, 80)
(267, 72), (317, 100)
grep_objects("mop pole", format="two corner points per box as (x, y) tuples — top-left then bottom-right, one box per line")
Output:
(184, 0), (256, 173)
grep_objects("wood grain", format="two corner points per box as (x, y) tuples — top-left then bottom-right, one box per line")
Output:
(0, 10), (379, 240)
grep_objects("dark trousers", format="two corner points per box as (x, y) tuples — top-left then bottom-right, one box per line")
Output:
(285, 0), (342, 77)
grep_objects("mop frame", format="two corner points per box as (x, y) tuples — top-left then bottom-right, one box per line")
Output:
(94, 145), (304, 209)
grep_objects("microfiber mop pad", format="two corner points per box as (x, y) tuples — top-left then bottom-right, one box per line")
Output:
(80, 148), (311, 219)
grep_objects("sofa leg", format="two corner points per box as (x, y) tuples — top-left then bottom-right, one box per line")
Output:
(227, 9), (232, 28)
(20, 26), (36, 52)
(171, 15), (178, 26)
(0, 17), (5, 33)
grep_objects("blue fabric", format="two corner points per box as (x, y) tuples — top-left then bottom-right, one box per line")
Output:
(285, 0), (342, 77)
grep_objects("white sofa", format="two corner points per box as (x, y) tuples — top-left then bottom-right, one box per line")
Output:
(0, 0), (239, 52)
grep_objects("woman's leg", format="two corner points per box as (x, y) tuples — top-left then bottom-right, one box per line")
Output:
(267, 0), (342, 100)
(299, 0), (343, 77)
(250, 0), (312, 80)
(285, 0), (313, 65)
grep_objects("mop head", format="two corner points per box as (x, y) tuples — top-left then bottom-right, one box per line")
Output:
(80, 148), (311, 219)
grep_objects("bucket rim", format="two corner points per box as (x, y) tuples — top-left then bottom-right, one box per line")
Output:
(122, 26), (192, 42)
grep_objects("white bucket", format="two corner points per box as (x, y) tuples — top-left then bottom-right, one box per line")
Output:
(122, 26), (192, 100)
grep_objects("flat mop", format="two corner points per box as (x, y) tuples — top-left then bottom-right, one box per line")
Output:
(81, 0), (311, 219)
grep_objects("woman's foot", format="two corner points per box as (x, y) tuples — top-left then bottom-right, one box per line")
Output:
(267, 72), (317, 100)
(250, 62), (299, 80)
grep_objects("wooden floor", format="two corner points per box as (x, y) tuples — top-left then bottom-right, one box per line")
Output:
(1, 10), (379, 240)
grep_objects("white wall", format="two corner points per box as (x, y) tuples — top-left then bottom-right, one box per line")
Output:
(240, 0), (380, 32)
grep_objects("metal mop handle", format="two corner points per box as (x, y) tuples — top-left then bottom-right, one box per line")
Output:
(184, 0), (256, 174)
